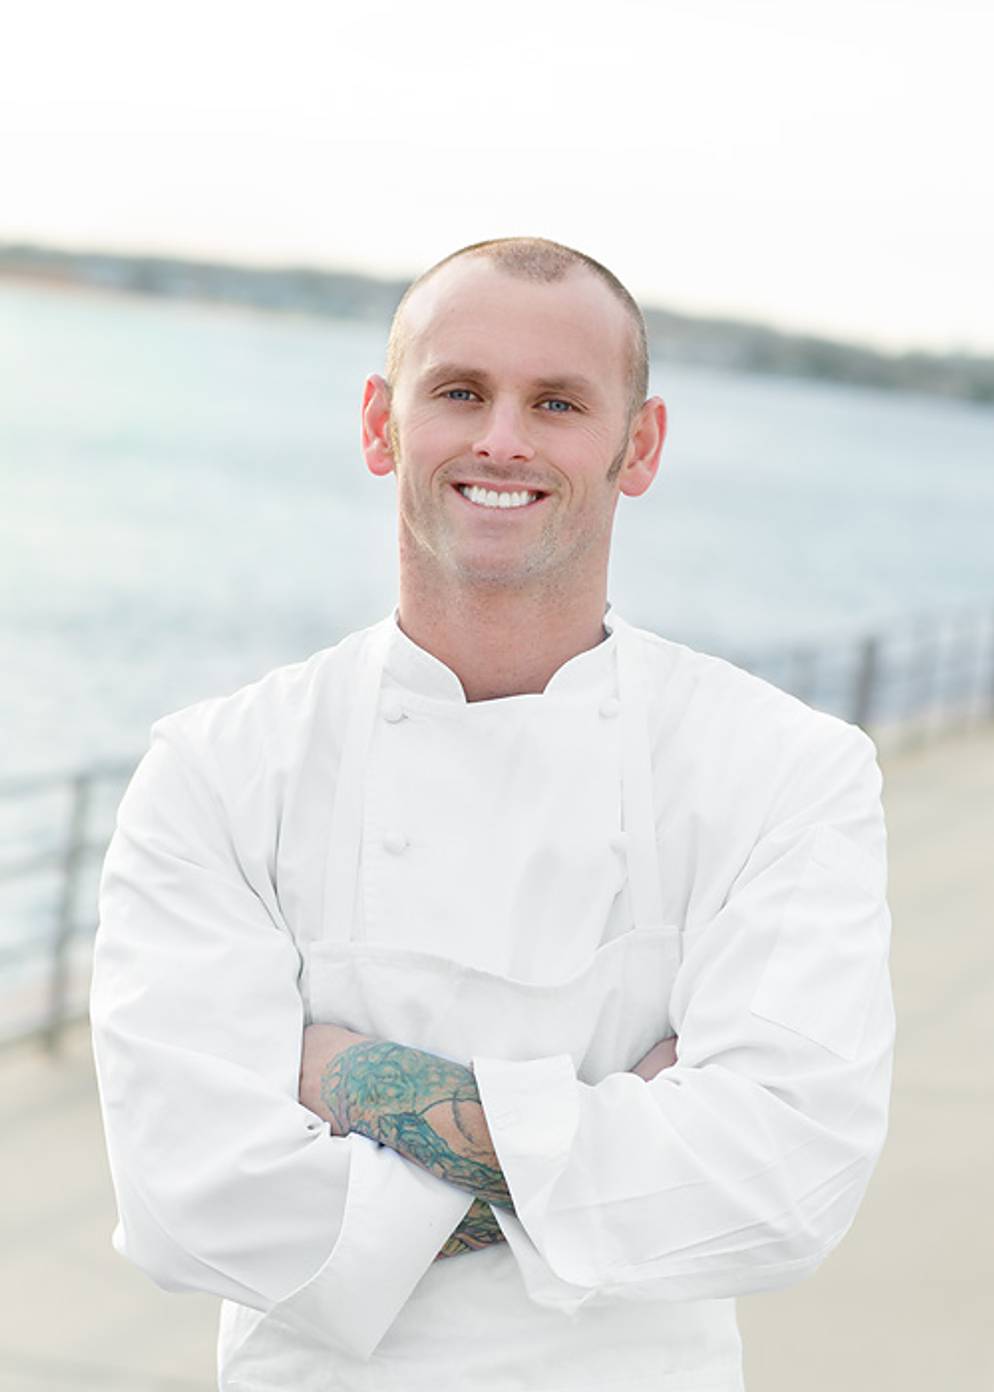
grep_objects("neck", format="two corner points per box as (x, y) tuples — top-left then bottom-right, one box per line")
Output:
(396, 574), (610, 703)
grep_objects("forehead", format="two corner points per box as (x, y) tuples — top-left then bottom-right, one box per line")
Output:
(396, 258), (632, 395)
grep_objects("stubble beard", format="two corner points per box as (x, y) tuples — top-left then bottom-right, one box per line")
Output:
(393, 429), (629, 590)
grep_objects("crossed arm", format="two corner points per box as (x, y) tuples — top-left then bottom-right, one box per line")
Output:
(299, 1024), (678, 1260)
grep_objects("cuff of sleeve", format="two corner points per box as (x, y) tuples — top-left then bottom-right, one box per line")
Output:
(271, 1132), (474, 1360)
(492, 1207), (597, 1313)
(472, 1053), (580, 1260)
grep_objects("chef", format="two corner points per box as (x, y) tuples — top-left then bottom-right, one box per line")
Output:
(89, 236), (895, 1392)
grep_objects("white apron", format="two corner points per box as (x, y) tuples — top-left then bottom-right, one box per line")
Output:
(219, 610), (743, 1390)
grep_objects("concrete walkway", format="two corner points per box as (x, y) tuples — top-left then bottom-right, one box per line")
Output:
(738, 720), (994, 1389)
(2, 723), (991, 1390)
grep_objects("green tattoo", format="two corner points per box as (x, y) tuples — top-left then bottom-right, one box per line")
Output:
(320, 1040), (514, 1211)
(436, 1197), (507, 1260)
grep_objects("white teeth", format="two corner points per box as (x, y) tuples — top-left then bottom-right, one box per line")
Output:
(458, 485), (539, 509)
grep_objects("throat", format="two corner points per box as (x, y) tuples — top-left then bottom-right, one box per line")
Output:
(395, 601), (611, 703)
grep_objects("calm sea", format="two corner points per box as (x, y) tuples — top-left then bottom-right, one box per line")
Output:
(3, 278), (994, 779)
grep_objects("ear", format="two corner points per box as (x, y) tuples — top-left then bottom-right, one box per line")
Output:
(362, 374), (395, 478)
(617, 397), (667, 499)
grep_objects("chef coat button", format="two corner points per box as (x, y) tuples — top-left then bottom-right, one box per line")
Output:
(382, 695), (406, 723)
(599, 696), (621, 718)
(609, 832), (629, 855)
(383, 831), (408, 854)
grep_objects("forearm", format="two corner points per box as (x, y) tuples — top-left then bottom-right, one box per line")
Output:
(320, 1039), (514, 1211)
(430, 1039), (677, 1261)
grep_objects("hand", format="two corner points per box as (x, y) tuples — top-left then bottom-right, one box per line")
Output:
(630, 1034), (678, 1081)
(299, 1023), (371, 1135)
(435, 1197), (508, 1261)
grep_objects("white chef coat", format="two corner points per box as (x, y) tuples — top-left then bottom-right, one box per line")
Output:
(89, 603), (895, 1392)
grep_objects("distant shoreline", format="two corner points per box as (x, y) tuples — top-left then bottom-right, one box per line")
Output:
(0, 266), (346, 330)
(3, 241), (992, 405)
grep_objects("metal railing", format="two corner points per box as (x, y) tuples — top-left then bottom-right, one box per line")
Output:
(0, 762), (133, 1054)
(732, 606), (994, 745)
(3, 603), (993, 1053)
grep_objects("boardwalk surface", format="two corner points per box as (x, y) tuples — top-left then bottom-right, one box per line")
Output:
(1, 723), (991, 1389)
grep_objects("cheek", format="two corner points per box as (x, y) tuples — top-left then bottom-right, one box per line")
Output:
(572, 418), (620, 455)
(548, 422), (621, 483)
(402, 407), (466, 455)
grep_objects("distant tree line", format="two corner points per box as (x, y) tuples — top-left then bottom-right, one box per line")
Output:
(3, 241), (991, 404)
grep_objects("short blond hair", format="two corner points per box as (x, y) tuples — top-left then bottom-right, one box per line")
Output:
(386, 236), (649, 420)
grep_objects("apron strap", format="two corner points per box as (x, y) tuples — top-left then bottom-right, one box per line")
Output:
(615, 618), (666, 935)
(319, 617), (393, 945)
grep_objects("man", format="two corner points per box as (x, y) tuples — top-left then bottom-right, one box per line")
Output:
(90, 237), (894, 1391)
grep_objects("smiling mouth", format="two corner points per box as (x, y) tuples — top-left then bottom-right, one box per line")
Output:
(452, 483), (548, 511)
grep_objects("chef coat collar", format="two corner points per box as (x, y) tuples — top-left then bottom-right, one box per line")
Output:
(383, 603), (619, 703)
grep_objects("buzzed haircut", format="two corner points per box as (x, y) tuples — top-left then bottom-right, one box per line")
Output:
(385, 236), (649, 420)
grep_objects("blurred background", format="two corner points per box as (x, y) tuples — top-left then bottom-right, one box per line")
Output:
(1, 1), (992, 1387)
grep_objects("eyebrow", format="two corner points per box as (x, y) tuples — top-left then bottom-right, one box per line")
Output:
(418, 362), (599, 398)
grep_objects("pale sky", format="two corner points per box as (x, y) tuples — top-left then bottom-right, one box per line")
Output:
(2, 0), (991, 353)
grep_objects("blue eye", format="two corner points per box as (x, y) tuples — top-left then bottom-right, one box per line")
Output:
(440, 389), (574, 411)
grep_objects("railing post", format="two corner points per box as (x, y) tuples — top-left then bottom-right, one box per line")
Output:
(788, 646), (818, 705)
(903, 615), (935, 748)
(45, 770), (92, 1055)
(851, 635), (880, 731)
(956, 609), (981, 731)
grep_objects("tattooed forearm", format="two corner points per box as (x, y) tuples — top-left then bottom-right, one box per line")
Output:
(320, 1040), (514, 1211)
(435, 1197), (507, 1260)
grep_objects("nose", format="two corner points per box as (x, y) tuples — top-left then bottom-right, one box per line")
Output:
(471, 398), (535, 465)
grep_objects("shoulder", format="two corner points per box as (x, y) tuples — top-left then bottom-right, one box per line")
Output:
(631, 620), (873, 748)
(146, 622), (375, 781)
(626, 621), (880, 814)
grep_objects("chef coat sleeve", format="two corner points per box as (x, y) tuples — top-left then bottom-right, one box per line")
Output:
(471, 720), (895, 1303)
(90, 715), (473, 1358)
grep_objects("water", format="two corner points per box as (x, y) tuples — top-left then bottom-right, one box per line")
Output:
(4, 279), (994, 780)
(2, 278), (993, 1017)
